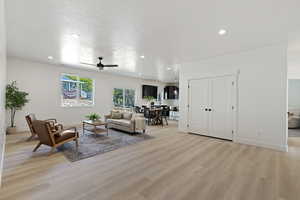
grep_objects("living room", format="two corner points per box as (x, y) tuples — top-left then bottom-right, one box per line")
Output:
(7, 57), (179, 133)
(2, 0), (300, 199)
(5, 56), (180, 159)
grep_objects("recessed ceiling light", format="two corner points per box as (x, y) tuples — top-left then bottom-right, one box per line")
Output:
(71, 33), (80, 39)
(218, 29), (227, 36)
(47, 56), (53, 60)
(167, 67), (172, 70)
(140, 55), (145, 59)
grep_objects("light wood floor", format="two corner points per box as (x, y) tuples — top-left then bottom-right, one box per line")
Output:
(1, 123), (300, 200)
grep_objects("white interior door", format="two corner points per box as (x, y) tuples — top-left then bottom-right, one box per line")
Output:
(188, 79), (210, 135)
(209, 76), (235, 140)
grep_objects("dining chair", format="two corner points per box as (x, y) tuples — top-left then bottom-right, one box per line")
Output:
(161, 107), (169, 126)
(135, 106), (142, 113)
(144, 108), (156, 125)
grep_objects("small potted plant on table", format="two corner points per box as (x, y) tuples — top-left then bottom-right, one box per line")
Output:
(144, 96), (156, 107)
(86, 113), (101, 122)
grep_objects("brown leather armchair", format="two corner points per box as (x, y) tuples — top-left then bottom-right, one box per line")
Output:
(32, 120), (79, 154)
(25, 114), (63, 140)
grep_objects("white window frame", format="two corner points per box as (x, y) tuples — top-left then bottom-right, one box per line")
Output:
(61, 73), (95, 107)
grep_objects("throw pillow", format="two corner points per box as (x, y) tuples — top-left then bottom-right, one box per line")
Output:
(123, 112), (133, 120)
(111, 111), (123, 119)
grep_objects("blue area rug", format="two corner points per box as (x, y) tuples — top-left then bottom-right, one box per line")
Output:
(57, 128), (153, 162)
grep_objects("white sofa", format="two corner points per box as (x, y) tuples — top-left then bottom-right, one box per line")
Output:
(105, 109), (146, 133)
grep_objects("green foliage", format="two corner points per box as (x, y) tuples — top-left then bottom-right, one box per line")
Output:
(113, 88), (135, 108)
(65, 75), (78, 81)
(6, 81), (29, 127)
(86, 113), (101, 121)
(80, 77), (93, 92)
(144, 96), (155, 102)
(113, 88), (124, 107)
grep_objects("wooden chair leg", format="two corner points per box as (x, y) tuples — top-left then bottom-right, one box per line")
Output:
(33, 142), (42, 152)
(27, 135), (35, 141)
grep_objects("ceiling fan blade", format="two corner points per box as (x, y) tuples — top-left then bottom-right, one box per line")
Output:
(103, 65), (118, 67)
(80, 62), (96, 66)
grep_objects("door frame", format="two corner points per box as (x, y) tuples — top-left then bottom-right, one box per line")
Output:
(187, 73), (239, 142)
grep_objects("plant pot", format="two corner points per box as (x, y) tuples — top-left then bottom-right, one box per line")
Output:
(7, 126), (17, 134)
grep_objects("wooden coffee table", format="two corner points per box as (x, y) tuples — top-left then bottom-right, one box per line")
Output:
(82, 120), (108, 136)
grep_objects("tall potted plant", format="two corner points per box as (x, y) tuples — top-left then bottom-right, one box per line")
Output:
(5, 81), (29, 134)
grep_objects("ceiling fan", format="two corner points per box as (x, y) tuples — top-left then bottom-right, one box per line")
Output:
(81, 57), (118, 70)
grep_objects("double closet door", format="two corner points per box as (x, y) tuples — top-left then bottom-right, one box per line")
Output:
(188, 75), (236, 140)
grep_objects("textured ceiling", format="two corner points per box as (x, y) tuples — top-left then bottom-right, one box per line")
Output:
(6, 0), (300, 82)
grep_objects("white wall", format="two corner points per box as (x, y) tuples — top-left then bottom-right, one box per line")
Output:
(288, 50), (300, 79)
(7, 57), (167, 131)
(179, 44), (288, 151)
(0, 0), (6, 186)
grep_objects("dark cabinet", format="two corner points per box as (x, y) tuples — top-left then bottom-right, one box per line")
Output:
(164, 86), (179, 99)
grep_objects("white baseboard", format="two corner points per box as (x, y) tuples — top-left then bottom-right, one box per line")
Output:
(235, 136), (288, 152)
(178, 128), (288, 152)
(178, 127), (188, 133)
(0, 134), (6, 188)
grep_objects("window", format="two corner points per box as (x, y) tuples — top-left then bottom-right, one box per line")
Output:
(61, 74), (94, 107)
(125, 89), (135, 107)
(113, 88), (135, 108)
(113, 88), (124, 107)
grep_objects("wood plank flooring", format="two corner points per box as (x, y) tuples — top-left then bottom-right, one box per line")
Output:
(1, 122), (300, 200)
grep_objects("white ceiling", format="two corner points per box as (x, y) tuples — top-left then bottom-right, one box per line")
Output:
(5, 0), (300, 82)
